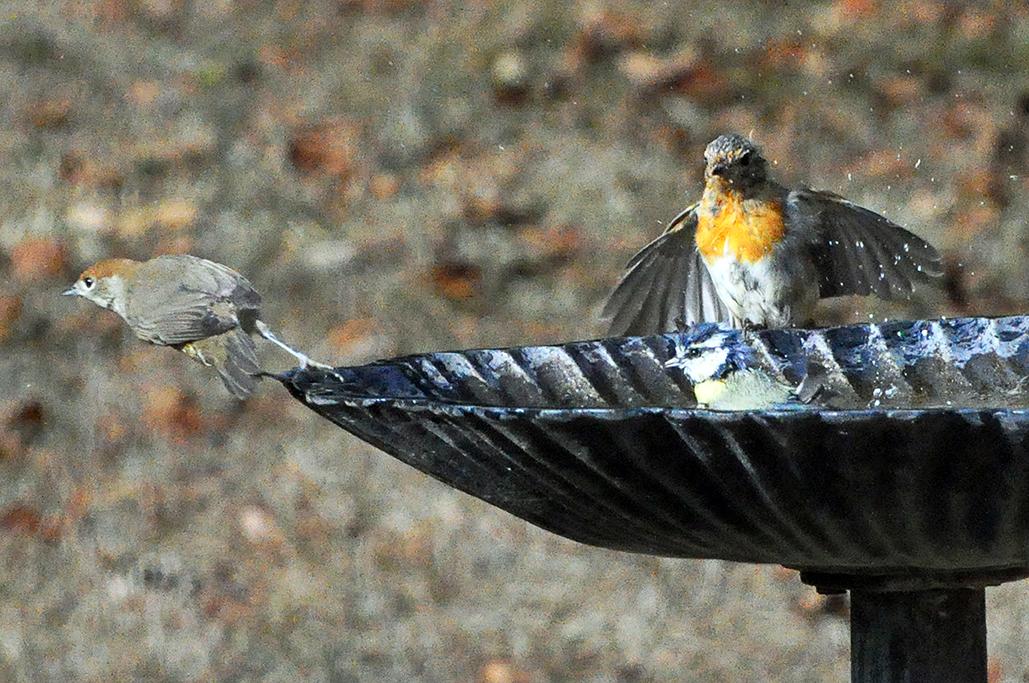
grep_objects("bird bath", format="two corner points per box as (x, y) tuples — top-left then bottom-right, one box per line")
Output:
(279, 315), (1029, 682)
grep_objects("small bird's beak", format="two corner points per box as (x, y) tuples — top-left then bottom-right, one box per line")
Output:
(61, 287), (78, 297)
(710, 163), (727, 177)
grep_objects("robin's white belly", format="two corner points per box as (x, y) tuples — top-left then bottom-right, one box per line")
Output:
(703, 252), (817, 327)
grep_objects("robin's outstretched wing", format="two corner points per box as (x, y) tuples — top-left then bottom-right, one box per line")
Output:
(602, 205), (731, 335)
(126, 255), (262, 345)
(790, 189), (942, 299)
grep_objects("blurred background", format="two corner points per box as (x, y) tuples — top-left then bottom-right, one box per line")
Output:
(1, 0), (1027, 680)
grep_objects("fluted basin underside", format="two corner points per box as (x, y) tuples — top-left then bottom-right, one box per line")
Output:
(282, 316), (1029, 575)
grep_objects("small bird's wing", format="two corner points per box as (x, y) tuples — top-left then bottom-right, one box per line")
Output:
(602, 205), (732, 335)
(791, 189), (942, 299)
(126, 255), (262, 345)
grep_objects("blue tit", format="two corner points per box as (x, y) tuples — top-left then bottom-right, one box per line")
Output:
(664, 324), (826, 410)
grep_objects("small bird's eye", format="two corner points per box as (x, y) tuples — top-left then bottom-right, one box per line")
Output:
(82, 277), (95, 289)
(739, 152), (752, 166)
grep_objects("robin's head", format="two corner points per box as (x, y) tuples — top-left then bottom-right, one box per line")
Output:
(703, 134), (768, 188)
(63, 258), (140, 315)
(664, 324), (754, 384)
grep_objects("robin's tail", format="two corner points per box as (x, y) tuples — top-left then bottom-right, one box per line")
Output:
(183, 328), (261, 399)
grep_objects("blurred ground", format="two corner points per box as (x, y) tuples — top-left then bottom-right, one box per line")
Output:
(1, 0), (1027, 680)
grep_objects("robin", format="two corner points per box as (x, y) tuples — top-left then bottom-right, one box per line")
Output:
(603, 134), (942, 334)
(664, 323), (833, 410)
(63, 254), (330, 399)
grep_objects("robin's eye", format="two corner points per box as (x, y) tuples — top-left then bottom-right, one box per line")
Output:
(82, 277), (95, 289)
(739, 152), (752, 166)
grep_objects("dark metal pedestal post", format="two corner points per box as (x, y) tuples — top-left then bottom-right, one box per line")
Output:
(850, 588), (987, 683)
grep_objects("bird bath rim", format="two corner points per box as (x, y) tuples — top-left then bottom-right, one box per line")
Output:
(295, 387), (1029, 420)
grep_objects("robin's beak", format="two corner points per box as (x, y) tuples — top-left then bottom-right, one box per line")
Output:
(62, 287), (78, 297)
(710, 163), (727, 177)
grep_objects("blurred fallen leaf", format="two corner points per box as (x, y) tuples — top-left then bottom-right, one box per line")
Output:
(988, 658), (1003, 683)
(28, 98), (72, 129)
(131, 125), (217, 168)
(369, 173), (399, 200)
(65, 202), (114, 234)
(957, 9), (996, 39)
(239, 505), (286, 547)
(153, 199), (198, 231)
(0, 295), (23, 342)
(878, 75), (924, 107)
(479, 659), (531, 683)
(142, 386), (204, 443)
(327, 318), (380, 355)
(127, 80), (161, 107)
(759, 39), (807, 70)
(399, 523), (434, 567)
(58, 151), (123, 190)
(837, 0), (877, 17)
(10, 237), (67, 283)
(669, 62), (732, 103)
(338, 0), (431, 15)
(98, 412), (131, 445)
(576, 6), (642, 60)
(289, 118), (360, 178)
(154, 234), (195, 255)
(0, 504), (41, 536)
(517, 224), (584, 262)
(950, 205), (996, 238)
(429, 263), (481, 301)
(0, 430), (23, 462)
(491, 50), (529, 104)
(793, 591), (829, 615)
(202, 594), (253, 625)
(516, 320), (562, 341)
(9, 401), (44, 444)
(294, 510), (333, 549)
(618, 50), (699, 91)
(38, 516), (64, 543)
(115, 199), (197, 237)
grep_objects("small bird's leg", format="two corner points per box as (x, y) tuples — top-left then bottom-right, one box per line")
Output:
(255, 320), (334, 370)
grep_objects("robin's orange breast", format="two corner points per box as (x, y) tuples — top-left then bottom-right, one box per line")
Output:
(696, 192), (786, 264)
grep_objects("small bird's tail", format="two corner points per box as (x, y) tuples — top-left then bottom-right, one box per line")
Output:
(183, 328), (261, 399)
(217, 328), (261, 399)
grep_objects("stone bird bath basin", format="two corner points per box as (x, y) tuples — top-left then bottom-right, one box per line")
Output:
(279, 315), (1029, 682)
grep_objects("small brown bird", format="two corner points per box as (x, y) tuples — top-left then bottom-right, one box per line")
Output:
(603, 134), (943, 334)
(64, 254), (327, 399)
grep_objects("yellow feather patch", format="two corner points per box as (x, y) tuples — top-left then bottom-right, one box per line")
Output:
(693, 379), (727, 406)
(695, 192), (786, 264)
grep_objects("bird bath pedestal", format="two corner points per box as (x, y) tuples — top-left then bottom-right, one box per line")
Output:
(280, 316), (1029, 682)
